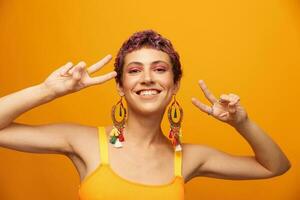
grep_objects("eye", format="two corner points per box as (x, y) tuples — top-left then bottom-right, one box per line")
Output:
(155, 67), (166, 72)
(128, 69), (140, 74)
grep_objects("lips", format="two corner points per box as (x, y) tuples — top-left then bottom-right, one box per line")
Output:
(135, 89), (162, 95)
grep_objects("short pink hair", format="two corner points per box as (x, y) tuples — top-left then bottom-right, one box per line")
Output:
(114, 30), (182, 86)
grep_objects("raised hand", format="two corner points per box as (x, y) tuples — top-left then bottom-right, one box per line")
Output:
(191, 80), (248, 127)
(43, 55), (117, 98)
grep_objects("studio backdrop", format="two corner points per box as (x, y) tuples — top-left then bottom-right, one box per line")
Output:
(0, 1), (298, 199)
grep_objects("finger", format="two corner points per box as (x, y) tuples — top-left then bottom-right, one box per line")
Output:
(227, 94), (240, 105)
(220, 94), (231, 102)
(86, 71), (117, 86)
(86, 54), (112, 75)
(69, 61), (86, 74)
(191, 97), (212, 114)
(229, 93), (240, 99)
(228, 104), (237, 114)
(219, 98), (230, 104)
(229, 98), (240, 106)
(228, 93), (240, 102)
(219, 112), (229, 117)
(71, 66), (82, 82)
(59, 62), (73, 76)
(198, 80), (218, 104)
(228, 98), (238, 113)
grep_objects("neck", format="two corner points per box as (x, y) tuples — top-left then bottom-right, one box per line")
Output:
(123, 108), (168, 150)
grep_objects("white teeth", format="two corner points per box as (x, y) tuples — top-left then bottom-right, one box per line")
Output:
(139, 90), (159, 96)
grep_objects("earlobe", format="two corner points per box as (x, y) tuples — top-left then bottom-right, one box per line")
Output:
(173, 82), (180, 94)
(116, 83), (125, 96)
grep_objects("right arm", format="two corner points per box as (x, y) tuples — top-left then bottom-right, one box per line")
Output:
(0, 82), (73, 154)
(0, 55), (116, 155)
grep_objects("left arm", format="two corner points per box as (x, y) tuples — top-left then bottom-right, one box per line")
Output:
(233, 118), (290, 176)
(190, 80), (291, 180)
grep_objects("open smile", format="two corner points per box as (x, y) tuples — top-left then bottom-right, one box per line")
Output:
(134, 89), (162, 98)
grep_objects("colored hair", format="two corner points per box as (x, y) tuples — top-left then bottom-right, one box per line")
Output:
(114, 30), (182, 86)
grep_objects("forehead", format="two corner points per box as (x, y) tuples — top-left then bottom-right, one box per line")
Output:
(124, 48), (171, 66)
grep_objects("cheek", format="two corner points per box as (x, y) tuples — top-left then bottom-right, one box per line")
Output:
(122, 76), (139, 90)
(160, 75), (175, 88)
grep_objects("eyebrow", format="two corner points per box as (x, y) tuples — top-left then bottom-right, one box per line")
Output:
(125, 60), (170, 67)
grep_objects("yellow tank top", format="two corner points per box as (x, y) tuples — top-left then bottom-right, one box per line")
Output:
(78, 126), (185, 200)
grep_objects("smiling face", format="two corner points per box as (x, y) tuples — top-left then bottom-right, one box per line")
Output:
(117, 47), (180, 116)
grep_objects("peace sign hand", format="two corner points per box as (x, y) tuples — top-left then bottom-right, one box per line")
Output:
(191, 80), (249, 127)
(43, 54), (117, 98)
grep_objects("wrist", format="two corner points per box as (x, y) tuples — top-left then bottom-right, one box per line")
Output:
(37, 83), (57, 102)
(233, 118), (252, 131)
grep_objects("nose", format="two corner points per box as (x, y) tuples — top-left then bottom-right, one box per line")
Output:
(141, 69), (154, 85)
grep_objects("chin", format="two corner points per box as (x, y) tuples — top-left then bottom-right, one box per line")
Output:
(139, 104), (165, 115)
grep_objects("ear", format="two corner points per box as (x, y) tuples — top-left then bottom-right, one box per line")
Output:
(172, 81), (180, 95)
(116, 82), (125, 96)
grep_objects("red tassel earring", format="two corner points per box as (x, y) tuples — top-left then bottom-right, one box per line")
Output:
(110, 96), (127, 148)
(168, 95), (183, 151)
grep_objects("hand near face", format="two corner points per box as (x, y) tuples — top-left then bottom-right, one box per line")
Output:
(43, 55), (117, 98)
(191, 80), (249, 127)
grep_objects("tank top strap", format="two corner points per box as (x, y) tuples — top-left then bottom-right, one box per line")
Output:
(174, 150), (182, 177)
(98, 126), (109, 165)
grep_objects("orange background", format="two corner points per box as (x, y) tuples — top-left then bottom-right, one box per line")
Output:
(0, 1), (299, 199)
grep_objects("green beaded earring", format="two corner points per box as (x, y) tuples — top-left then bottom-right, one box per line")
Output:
(168, 95), (183, 151)
(110, 96), (127, 148)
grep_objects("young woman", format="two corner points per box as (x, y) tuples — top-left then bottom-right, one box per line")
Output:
(0, 30), (291, 199)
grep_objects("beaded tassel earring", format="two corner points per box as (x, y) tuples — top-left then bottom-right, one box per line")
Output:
(110, 96), (127, 148)
(168, 95), (183, 151)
